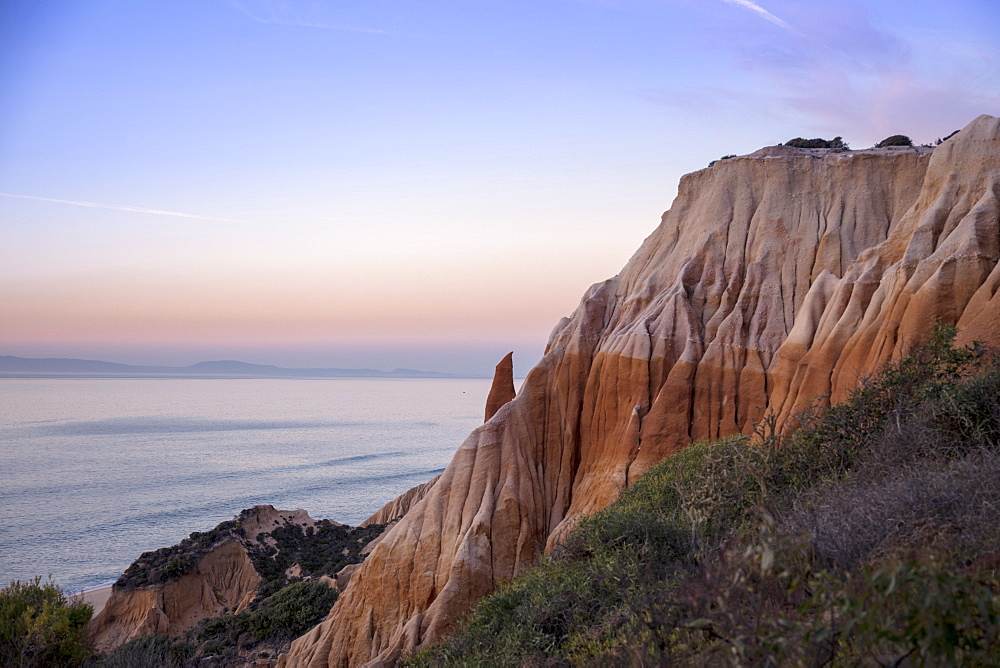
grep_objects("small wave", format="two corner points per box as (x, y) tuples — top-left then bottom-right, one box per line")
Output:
(69, 580), (118, 597)
(0, 450), (421, 500)
(293, 467), (447, 495)
(313, 451), (407, 467)
(8, 417), (374, 437)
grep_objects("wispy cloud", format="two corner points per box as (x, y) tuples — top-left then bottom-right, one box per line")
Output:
(639, 1), (998, 145)
(226, 0), (388, 34)
(0, 193), (248, 223)
(720, 0), (793, 31)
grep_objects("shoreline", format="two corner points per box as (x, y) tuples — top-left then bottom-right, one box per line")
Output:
(71, 584), (113, 616)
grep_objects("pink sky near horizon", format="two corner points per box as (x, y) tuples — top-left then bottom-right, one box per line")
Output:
(2, 1), (997, 375)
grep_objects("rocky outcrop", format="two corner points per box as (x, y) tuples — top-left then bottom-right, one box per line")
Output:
(484, 352), (516, 421)
(89, 537), (260, 651)
(280, 115), (1000, 666)
(88, 505), (379, 652)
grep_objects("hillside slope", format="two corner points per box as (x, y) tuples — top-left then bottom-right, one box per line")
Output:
(280, 115), (1000, 667)
(412, 329), (1000, 665)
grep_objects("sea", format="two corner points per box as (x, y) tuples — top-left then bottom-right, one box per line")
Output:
(0, 377), (494, 594)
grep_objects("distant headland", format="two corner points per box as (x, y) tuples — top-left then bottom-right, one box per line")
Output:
(0, 355), (487, 379)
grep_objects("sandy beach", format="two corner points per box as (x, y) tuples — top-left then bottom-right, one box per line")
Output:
(73, 585), (112, 615)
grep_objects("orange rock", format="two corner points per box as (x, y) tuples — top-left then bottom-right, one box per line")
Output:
(280, 115), (1000, 667)
(484, 352), (516, 422)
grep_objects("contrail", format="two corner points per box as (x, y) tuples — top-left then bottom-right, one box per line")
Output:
(0, 192), (248, 224)
(721, 0), (793, 30)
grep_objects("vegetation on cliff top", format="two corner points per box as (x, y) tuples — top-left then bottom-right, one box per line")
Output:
(408, 326), (1000, 666)
(247, 520), (386, 592)
(99, 512), (387, 664)
(784, 136), (848, 149)
(115, 509), (386, 590)
(115, 519), (242, 589)
(876, 134), (914, 147)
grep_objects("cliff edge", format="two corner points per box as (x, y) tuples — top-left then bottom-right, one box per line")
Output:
(281, 115), (1000, 666)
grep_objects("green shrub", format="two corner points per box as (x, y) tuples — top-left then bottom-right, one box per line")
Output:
(244, 579), (338, 641)
(117, 512), (386, 591)
(876, 134), (913, 147)
(833, 558), (1000, 665)
(784, 136), (847, 149)
(95, 634), (193, 667)
(631, 526), (1000, 666)
(0, 577), (93, 667)
(195, 579), (338, 653)
(245, 520), (385, 587)
(116, 520), (239, 588)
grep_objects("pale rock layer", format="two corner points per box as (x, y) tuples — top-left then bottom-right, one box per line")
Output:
(281, 115), (1000, 667)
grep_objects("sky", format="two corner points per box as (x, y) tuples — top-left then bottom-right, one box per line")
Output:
(1, 0), (998, 375)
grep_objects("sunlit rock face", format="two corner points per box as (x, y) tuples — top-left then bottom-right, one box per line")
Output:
(280, 115), (1000, 667)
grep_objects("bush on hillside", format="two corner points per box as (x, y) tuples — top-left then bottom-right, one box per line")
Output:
(116, 514), (387, 590)
(246, 520), (386, 587)
(876, 134), (913, 147)
(115, 520), (239, 588)
(0, 577), (93, 667)
(195, 579), (338, 656)
(784, 136), (847, 149)
(94, 634), (194, 668)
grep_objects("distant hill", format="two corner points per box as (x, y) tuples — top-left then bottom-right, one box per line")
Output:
(0, 356), (484, 379)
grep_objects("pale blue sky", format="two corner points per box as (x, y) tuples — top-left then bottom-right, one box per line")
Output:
(2, 0), (998, 374)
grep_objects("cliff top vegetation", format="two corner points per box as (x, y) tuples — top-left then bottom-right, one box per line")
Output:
(115, 509), (385, 591)
(784, 136), (848, 149)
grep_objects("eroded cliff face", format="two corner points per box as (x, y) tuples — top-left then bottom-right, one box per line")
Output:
(89, 538), (261, 651)
(89, 506), (321, 651)
(281, 115), (1000, 667)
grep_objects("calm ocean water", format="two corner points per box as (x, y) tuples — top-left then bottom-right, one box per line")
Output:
(0, 378), (493, 593)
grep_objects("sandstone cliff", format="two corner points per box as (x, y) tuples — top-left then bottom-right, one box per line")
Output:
(281, 115), (1000, 667)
